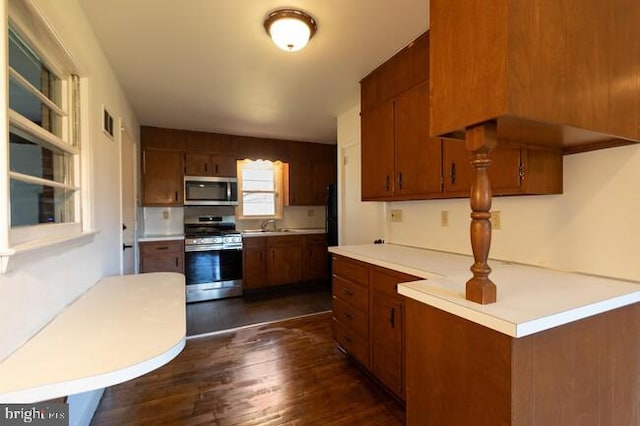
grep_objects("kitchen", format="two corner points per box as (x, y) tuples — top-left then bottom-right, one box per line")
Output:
(1, 0), (640, 425)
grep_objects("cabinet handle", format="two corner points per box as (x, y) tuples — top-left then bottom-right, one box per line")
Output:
(519, 162), (526, 182)
(175, 191), (179, 201)
(215, 164), (219, 174)
(397, 172), (403, 190)
(386, 175), (390, 192)
(343, 312), (353, 320)
(389, 307), (395, 328)
(343, 287), (354, 296)
(450, 162), (457, 185)
(204, 163), (208, 173)
(156, 246), (169, 250)
(175, 257), (179, 268)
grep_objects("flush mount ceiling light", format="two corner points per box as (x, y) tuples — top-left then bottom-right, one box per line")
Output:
(264, 9), (317, 52)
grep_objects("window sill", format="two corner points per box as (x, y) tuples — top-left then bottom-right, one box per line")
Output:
(0, 230), (99, 274)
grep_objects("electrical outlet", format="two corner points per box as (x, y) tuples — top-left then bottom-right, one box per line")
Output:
(441, 211), (449, 227)
(162, 210), (170, 220)
(308, 209), (314, 217)
(390, 209), (403, 222)
(491, 210), (501, 230)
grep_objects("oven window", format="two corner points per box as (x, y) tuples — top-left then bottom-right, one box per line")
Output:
(185, 249), (243, 285)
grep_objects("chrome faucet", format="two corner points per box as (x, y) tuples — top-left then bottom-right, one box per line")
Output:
(261, 219), (277, 231)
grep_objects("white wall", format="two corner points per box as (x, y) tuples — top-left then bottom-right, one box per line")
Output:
(0, 0), (140, 361)
(338, 104), (640, 282)
(337, 105), (385, 245)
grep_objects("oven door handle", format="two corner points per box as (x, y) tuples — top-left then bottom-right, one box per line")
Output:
(185, 244), (242, 252)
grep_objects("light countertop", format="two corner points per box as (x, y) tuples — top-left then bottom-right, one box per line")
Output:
(329, 244), (640, 338)
(138, 234), (185, 242)
(0, 272), (186, 402)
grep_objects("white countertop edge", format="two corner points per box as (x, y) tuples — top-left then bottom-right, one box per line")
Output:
(328, 247), (443, 279)
(398, 285), (518, 336)
(515, 292), (640, 338)
(0, 338), (186, 403)
(399, 284), (640, 338)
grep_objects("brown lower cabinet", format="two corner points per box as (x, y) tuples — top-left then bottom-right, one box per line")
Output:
(405, 297), (640, 426)
(242, 233), (328, 289)
(139, 240), (184, 273)
(332, 254), (419, 400)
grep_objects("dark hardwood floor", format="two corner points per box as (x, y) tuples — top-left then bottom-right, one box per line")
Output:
(186, 282), (332, 336)
(92, 313), (404, 425)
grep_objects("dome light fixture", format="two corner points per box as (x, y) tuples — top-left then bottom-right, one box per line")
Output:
(264, 9), (317, 52)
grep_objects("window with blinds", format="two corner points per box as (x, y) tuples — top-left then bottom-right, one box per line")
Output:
(238, 160), (284, 218)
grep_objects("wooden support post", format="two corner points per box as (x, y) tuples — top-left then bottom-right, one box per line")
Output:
(465, 122), (497, 304)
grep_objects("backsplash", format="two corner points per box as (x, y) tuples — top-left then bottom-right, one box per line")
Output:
(140, 207), (184, 235)
(140, 205), (325, 236)
(235, 206), (326, 231)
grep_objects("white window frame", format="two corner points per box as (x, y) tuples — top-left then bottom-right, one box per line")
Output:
(237, 159), (284, 220)
(0, 0), (94, 273)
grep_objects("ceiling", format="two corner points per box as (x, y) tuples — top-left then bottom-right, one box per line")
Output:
(78, 0), (429, 144)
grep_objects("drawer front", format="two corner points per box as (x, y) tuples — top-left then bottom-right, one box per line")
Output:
(332, 256), (369, 287)
(140, 240), (183, 255)
(267, 235), (303, 248)
(333, 318), (370, 368)
(333, 275), (369, 312)
(371, 266), (419, 296)
(333, 296), (369, 339)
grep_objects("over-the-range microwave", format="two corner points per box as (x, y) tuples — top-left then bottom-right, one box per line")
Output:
(184, 176), (238, 206)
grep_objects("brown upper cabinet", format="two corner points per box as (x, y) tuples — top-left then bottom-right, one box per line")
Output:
(429, 0), (640, 152)
(141, 148), (184, 206)
(360, 31), (563, 201)
(184, 153), (237, 177)
(361, 34), (441, 201)
(287, 143), (336, 206)
(442, 140), (563, 197)
(141, 126), (337, 207)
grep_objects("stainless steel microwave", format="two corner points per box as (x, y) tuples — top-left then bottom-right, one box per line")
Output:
(184, 176), (238, 206)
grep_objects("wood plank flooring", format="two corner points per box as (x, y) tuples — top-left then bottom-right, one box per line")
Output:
(92, 312), (404, 425)
(187, 282), (332, 336)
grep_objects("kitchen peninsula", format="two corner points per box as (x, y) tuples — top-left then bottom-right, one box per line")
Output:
(329, 244), (640, 425)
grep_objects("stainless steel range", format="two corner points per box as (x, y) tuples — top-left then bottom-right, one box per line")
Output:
(184, 214), (243, 303)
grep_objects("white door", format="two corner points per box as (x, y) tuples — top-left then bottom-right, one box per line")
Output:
(120, 123), (137, 274)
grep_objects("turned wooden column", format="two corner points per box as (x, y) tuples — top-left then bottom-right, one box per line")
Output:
(465, 122), (497, 304)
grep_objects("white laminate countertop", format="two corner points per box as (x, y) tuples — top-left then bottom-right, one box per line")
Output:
(138, 234), (185, 242)
(0, 272), (186, 402)
(329, 244), (640, 338)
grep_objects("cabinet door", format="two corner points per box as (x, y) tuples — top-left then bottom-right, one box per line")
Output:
(370, 267), (418, 400)
(267, 236), (303, 285)
(142, 149), (184, 206)
(302, 234), (328, 281)
(242, 238), (267, 289)
(212, 156), (238, 177)
(184, 153), (212, 176)
(394, 83), (442, 198)
(288, 160), (315, 206)
(489, 145), (523, 195)
(311, 160), (336, 205)
(139, 240), (184, 273)
(442, 139), (473, 196)
(371, 292), (404, 398)
(361, 101), (395, 200)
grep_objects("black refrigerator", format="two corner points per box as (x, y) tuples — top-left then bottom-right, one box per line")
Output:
(326, 184), (338, 247)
